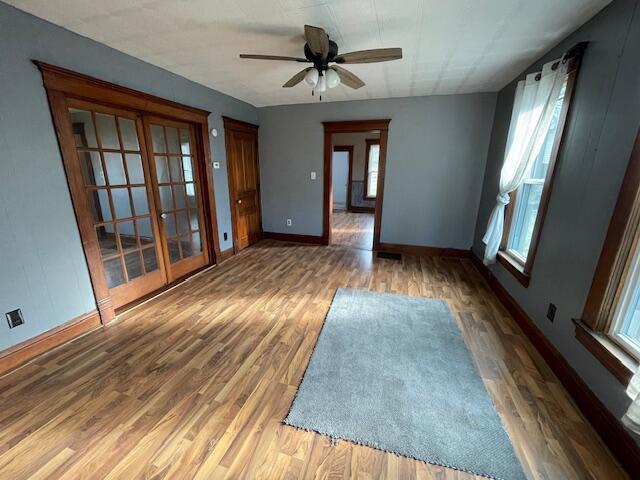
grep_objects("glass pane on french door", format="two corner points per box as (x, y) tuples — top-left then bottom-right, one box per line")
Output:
(68, 105), (165, 303)
(147, 119), (207, 278)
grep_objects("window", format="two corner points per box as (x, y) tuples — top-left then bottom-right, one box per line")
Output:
(505, 82), (566, 262)
(576, 128), (640, 383)
(610, 239), (640, 360)
(365, 139), (380, 198)
(498, 51), (583, 285)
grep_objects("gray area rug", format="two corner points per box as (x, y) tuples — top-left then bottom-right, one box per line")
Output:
(285, 288), (526, 480)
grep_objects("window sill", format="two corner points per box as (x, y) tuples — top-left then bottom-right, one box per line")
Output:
(574, 319), (637, 384)
(497, 251), (531, 287)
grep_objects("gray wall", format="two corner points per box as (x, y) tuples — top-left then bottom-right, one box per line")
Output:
(0, 2), (257, 351)
(258, 94), (496, 248)
(472, 0), (640, 424)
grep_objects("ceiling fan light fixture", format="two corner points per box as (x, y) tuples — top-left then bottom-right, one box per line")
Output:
(316, 74), (327, 93)
(304, 68), (319, 87)
(325, 68), (340, 88)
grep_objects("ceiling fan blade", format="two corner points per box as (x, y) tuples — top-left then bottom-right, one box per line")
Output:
(304, 25), (329, 58)
(283, 68), (312, 88)
(240, 54), (308, 62)
(334, 48), (403, 64)
(331, 66), (365, 89)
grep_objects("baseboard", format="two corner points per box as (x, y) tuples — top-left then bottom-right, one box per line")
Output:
(0, 310), (101, 376)
(263, 231), (326, 245)
(375, 242), (469, 258)
(349, 206), (375, 213)
(218, 247), (234, 263)
(469, 252), (640, 475)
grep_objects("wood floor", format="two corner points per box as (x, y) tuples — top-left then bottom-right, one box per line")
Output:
(331, 211), (373, 251)
(0, 241), (626, 479)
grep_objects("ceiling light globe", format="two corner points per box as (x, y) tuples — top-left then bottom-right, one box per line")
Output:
(326, 68), (340, 88)
(304, 68), (319, 87)
(316, 74), (327, 93)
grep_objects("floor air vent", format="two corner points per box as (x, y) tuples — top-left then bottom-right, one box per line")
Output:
(377, 251), (402, 260)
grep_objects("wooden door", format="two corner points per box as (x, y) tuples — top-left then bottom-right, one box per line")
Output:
(145, 116), (209, 281)
(66, 100), (167, 308)
(224, 117), (262, 252)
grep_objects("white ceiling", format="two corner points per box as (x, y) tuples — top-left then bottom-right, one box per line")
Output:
(9, 0), (610, 107)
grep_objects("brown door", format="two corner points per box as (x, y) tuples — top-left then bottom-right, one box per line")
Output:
(66, 100), (167, 308)
(145, 116), (209, 281)
(224, 117), (262, 252)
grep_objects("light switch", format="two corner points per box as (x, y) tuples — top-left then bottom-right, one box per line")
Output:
(310, 171), (317, 180)
(213, 162), (220, 169)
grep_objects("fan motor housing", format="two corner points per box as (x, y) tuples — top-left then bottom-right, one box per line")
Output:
(304, 40), (339, 70)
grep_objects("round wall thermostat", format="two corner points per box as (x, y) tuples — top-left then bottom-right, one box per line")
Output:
(211, 128), (218, 137)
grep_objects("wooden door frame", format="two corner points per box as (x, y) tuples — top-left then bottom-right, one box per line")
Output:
(222, 116), (262, 254)
(36, 61), (221, 324)
(322, 119), (390, 247)
(332, 145), (354, 211)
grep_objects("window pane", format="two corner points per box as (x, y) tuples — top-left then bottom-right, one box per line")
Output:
(142, 247), (159, 273)
(176, 210), (190, 235)
(125, 251), (144, 280)
(95, 113), (120, 149)
(169, 156), (184, 182)
(104, 153), (127, 185)
(150, 125), (166, 153)
(174, 184), (187, 210)
(192, 232), (202, 253)
(155, 156), (170, 183)
(103, 257), (125, 288)
(168, 238), (181, 263)
(131, 187), (149, 216)
(159, 185), (174, 212)
(163, 212), (177, 237)
(87, 189), (112, 223)
(118, 118), (139, 150)
(180, 129), (191, 154)
(68, 109), (97, 148)
(111, 188), (132, 219)
(182, 157), (194, 181)
(117, 220), (137, 250)
(181, 236), (193, 258)
(126, 154), (144, 184)
(367, 172), (378, 198)
(507, 183), (543, 259)
(79, 151), (105, 186)
(137, 217), (154, 246)
(368, 145), (380, 172)
(166, 127), (180, 154)
(96, 225), (118, 257)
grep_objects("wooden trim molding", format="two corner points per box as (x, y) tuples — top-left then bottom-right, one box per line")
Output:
(574, 320), (636, 384)
(497, 251), (531, 287)
(218, 247), (235, 262)
(376, 242), (469, 258)
(582, 128), (640, 331)
(471, 252), (640, 476)
(222, 116), (259, 133)
(323, 119), (390, 247)
(263, 232), (325, 245)
(35, 61), (210, 122)
(0, 310), (101, 376)
(499, 43), (586, 282)
(333, 145), (354, 210)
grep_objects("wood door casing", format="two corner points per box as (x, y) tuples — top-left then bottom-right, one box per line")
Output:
(224, 117), (262, 252)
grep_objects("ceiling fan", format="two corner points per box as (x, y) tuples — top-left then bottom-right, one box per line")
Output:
(240, 25), (402, 97)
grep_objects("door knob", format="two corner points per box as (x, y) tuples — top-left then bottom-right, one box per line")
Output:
(237, 199), (242, 204)
(160, 213), (167, 219)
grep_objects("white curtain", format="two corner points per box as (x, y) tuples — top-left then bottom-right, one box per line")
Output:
(482, 59), (568, 264)
(623, 367), (640, 435)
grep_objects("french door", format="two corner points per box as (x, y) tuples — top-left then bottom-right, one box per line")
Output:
(64, 101), (210, 309)
(145, 117), (209, 281)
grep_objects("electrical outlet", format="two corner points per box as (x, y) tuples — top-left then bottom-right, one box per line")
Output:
(546, 303), (556, 322)
(286, 219), (292, 227)
(6, 309), (24, 329)
(223, 232), (228, 241)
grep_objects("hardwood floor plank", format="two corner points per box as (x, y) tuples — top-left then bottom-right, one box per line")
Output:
(0, 241), (626, 479)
